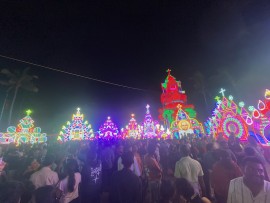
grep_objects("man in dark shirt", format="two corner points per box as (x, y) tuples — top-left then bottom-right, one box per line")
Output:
(110, 151), (142, 203)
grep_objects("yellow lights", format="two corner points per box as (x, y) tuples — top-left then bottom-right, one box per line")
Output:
(26, 109), (32, 116)
(265, 89), (270, 100)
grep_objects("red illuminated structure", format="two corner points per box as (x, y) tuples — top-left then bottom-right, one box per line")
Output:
(159, 69), (196, 128)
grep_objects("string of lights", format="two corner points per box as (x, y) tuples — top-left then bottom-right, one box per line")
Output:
(0, 54), (145, 91)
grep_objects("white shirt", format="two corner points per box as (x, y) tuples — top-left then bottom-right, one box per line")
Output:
(174, 156), (204, 194)
(30, 166), (59, 189)
(58, 172), (81, 203)
(227, 177), (270, 203)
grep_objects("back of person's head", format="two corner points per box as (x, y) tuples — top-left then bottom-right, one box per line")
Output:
(33, 185), (55, 203)
(86, 150), (98, 165)
(244, 147), (256, 156)
(132, 144), (138, 153)
(219, 149), (231, 160)
(42, 155), (55, 167)
(218, 149), (235, 170)
(147, 143), (157, 155)
(175, 178), (194, 200)
(0, 181), (24, 203)
(219, 141), (228, 149)
(121, 151), (134, 168)
(206, 143), (213, 152)
(159, 180), (175, 202)
(180, 145), (190, 157)
(65, 159), (79, 193)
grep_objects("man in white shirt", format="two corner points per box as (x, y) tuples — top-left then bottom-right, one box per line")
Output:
(227, 156), (270, 203)
(30, 155), (59, 189)
(174, 144), (206, 196)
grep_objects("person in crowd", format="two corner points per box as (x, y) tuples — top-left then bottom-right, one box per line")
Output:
(238, 147), (270, 181)
(159, 141), (169, 177)
(0, 158), (7, 183)
(117, 144), (142, 177)
(81, 150), (102, 203)
(23, 158), (41, 180)
(218, 141), (237, 163)
(168, 143), (180, 177)
(110, 151), (142, 203)
(227, 156), (270, 203)
(202, 143), (217, 199)
(211, 150), (242, 203)
(174, 144), (206, 197)
(101, 142), (115, 193)
(138, 141), (148, 158)
(32, 185), (55, 203)
(132, 144), (143, 177)
(30, 155), (59, 189)
(158, 179), (175, 203)
(0, 181), (24, 203)
(174, 178), (211, 203)
(20, 180), (35, 203)
(113, 143), (124, 171)
(145, 143), (163, 203)
(57, 159), (81, 203)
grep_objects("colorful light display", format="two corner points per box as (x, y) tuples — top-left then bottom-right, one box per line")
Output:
(98, 116), (120, 139)
(0, 110), (47, 145)
(156, 124), (171, 139)
(159, 69), (196, 127)
(142, 104), (159, 139)
(170, 104), (204, 139)
(122, 114), (141, 139)
(58, 108), (94, 142)
(248, 89), (270, 146)
(206, 89), (251, 141)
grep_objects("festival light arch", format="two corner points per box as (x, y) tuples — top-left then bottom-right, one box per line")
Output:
(58, 108), (94, 142)
(0, 110), (47, 145)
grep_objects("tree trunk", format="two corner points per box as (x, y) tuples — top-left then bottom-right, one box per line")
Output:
(8, 85), (19, 125)
(0, 91), (9, 124)
(202, 88), (209, 111)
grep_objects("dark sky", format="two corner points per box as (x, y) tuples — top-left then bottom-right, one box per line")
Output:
(0, 0), (270, 133)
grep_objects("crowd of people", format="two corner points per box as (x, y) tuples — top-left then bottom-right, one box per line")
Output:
(0, 134), (270, 203)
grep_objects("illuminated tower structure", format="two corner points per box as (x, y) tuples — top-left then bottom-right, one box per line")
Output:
(143, 104), (158, 139)
(58, 108), (94, 142)
(159, 69), (204, 138)
(159, 69), (197, 128)
(0, 110), (47, 145)
(122, 114), (141, 139)
(98, 116), (120, 139)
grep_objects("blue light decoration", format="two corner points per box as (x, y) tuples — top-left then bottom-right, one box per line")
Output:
(98, 116), (120, 139)
(142, 104), (158, 139)
(0, 110), (47, 145)
(58, 108), (94, 142)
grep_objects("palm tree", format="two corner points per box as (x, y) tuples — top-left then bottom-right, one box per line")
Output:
(0, 68), (38, 125)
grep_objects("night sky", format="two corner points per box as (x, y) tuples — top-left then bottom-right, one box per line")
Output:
(0, 0), (270, 133)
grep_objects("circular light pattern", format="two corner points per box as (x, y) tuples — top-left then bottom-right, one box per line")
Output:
(222, 117), (244, 138)
(177, 120), (191, 131)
